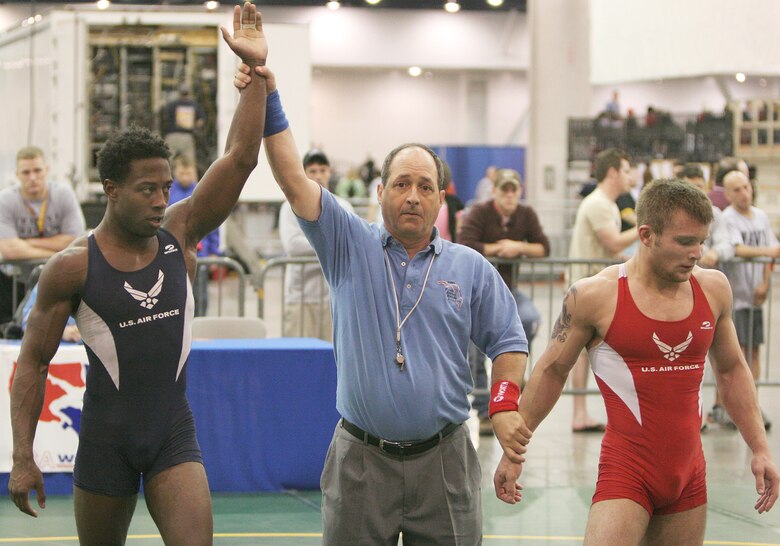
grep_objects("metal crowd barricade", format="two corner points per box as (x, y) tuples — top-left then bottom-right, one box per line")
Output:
(490, 255), (780, 391)
(254, 254), (780, 390)
(0, 257), (247, 324)
(0, 258), (48, 325)
(195, 256), (249, 317)
(255, 256), (330, 339)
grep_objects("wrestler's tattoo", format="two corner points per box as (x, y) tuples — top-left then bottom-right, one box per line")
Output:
(551, 286), (577, 343)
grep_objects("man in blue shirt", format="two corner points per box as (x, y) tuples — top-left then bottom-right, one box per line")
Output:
(236, 65), (530, 545)
(169, 155), (220, 316)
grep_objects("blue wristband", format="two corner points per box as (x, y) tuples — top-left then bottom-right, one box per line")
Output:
(264, 89), (289, 137)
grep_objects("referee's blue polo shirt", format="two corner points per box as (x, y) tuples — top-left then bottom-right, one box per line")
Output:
(299, 188), (527, 441)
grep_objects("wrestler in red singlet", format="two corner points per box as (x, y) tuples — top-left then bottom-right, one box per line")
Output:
(589, 263), (714, 515)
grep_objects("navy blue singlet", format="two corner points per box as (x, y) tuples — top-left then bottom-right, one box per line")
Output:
(73, 229), (199, 494)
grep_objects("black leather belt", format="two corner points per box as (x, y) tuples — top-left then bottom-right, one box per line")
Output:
(341, 418), (460, 457)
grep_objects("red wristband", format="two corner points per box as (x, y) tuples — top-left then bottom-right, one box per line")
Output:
(488, 380), (521, 418)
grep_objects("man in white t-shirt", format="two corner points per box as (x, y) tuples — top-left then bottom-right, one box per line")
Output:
(718, 169), (778, 430)
(568, 148), (639, 432)
(279, 149), (353, 340)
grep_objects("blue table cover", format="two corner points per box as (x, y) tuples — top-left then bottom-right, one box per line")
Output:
(1, 338), (339, 495)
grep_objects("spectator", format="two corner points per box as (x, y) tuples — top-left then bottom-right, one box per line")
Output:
(0, 146), (85, 325)
(709, 157), (749, 211)
(681, 165), (734, 269)
(279, 149), (353, 340)
(716, 170), (777, 430)
(459, 167), (550, 435)
(615, 163), (640, 256)
(604, 90), (621, 119)
(21, 283), (80, 343)
(163, 83), (205, 163)
(568, 148), (639, 432)
(334, 168), (367, 199)
(434, 161), (464, 242)
(472, 165), (498, 203)
(168, 155), (220, 317)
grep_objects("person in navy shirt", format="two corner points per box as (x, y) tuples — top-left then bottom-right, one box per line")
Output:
(170, 154), (220, 316)
(236, 64), (530, 545)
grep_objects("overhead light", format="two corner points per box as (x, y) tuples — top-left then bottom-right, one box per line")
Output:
(204, 1), (219, 10)
(96, 0), (111, 10)
(408, 66), (422, 77)
(366, 0), (382, 4)
(735, 72), (746, 83)
(487, 0), (504, 6)
(326, 1), (341, 10)
(444, 1), (460, 13)
(34, 14), (43, 22)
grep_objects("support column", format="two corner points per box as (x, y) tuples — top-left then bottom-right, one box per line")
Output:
(528, 0), (592, 254)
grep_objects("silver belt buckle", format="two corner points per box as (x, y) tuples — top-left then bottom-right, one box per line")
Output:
(379, 439), (413, 452)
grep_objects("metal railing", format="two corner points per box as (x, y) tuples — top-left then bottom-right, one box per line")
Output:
(195, 256), (250, 317)
(0, 256), (249, 330)
(255, 256), (331, 339)
(254, 254), (780, 392)
(0, 258), (48, 325)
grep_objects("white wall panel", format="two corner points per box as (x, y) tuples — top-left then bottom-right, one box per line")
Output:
(591, 0), (780, 84)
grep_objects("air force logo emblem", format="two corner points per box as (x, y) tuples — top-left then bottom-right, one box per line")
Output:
(124, 270), (164, 309)
(652, 331), (692, 362)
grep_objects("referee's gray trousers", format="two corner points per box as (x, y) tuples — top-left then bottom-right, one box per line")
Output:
(321, 420), (482, 545)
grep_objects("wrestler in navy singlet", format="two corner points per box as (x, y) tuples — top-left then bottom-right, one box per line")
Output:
(73, 229), (200, 495)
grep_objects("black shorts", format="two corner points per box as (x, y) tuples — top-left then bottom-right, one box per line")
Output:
(734, 307), (764, 347)
(73, 403), (203, 496)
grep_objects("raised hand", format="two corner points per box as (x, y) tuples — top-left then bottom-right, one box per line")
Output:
(220, 1), (267, 65)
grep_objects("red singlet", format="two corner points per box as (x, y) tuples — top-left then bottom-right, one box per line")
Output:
(589, 264), (714, 515)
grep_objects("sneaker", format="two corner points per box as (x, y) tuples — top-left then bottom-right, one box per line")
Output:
(479, 416), (494, 436)
(708, 405), (737, 430)
(761, 409), (772, 431)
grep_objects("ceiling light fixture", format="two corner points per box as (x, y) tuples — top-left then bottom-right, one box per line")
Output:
(326, 1), (341, 10)
(487, 0), (504, 6)
(735, 72), (746, 83)
(444, 1), (460, 13)
(408, 66), (422, 77)
(96, 0), (111, 10)
(366, 0), (382, 4)
(204, 1), (219, 10)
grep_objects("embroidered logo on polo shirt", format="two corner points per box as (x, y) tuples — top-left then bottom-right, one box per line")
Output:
(124, 270), (164, 309)
(652, 331), (693, 362)
(437, 280), (463, 310)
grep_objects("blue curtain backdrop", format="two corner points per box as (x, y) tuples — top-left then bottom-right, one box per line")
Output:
(431, 145), (525, 203)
